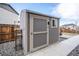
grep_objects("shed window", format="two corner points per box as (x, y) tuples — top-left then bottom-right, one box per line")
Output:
(52, 20), (55, 26)
(51, 19), (58, 28)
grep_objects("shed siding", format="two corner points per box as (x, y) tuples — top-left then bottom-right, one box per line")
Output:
(49, 18), (59, 44)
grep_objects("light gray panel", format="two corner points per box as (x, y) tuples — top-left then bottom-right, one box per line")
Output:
(33, 18), (47, 32)
(33, 33), (47, 48)
(49, 28), (59, 44)
(49, 19), (59, 44)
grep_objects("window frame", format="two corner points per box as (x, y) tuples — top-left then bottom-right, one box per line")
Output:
(51, 18), (58, 28)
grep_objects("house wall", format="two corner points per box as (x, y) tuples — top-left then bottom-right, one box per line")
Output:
(0, 4), (18, 14)
(0, 7), (19, 25)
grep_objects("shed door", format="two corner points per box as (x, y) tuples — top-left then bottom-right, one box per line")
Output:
(29, 14), (49, 52)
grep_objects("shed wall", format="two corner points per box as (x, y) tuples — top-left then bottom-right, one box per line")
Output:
(49, 18), (59, 44)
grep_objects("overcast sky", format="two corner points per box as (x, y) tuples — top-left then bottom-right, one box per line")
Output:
(52, 3), (79, 26)
(10, 3), (79, 26)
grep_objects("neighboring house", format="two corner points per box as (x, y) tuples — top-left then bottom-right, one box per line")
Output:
(60, 24), (79, 33)
(62, 24), (77, 30)
(0, 3), (19, 24)
(0, 3), (19, 42)
(20, 9), (59, 55)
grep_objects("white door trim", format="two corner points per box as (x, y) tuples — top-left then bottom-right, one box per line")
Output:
(29, 14), (49, 52)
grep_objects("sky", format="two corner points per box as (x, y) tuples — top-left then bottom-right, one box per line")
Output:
(10, 3), (79, 26)
(10, 3), (59, 15)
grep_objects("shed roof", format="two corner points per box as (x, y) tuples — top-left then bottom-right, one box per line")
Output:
(24, 9), (60, 19)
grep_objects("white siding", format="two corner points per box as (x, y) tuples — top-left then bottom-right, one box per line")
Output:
(20, 10), (28, 55)
(0, 7), (18, 24)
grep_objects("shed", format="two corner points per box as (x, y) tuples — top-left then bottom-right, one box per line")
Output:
(20, 9), (59, 55)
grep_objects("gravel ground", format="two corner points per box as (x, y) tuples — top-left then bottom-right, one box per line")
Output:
(68, 45), (79, 56)
(0, 41), (24, 56)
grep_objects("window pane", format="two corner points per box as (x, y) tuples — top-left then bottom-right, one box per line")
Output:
(52, 20), (55, 26)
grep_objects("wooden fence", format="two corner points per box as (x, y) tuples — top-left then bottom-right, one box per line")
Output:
(0, 24), (22, 44)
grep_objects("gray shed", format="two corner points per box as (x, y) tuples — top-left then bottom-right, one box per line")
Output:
(20, 9), (59, 55)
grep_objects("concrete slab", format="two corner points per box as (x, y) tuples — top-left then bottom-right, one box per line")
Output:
(27, 35), (79, 56)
